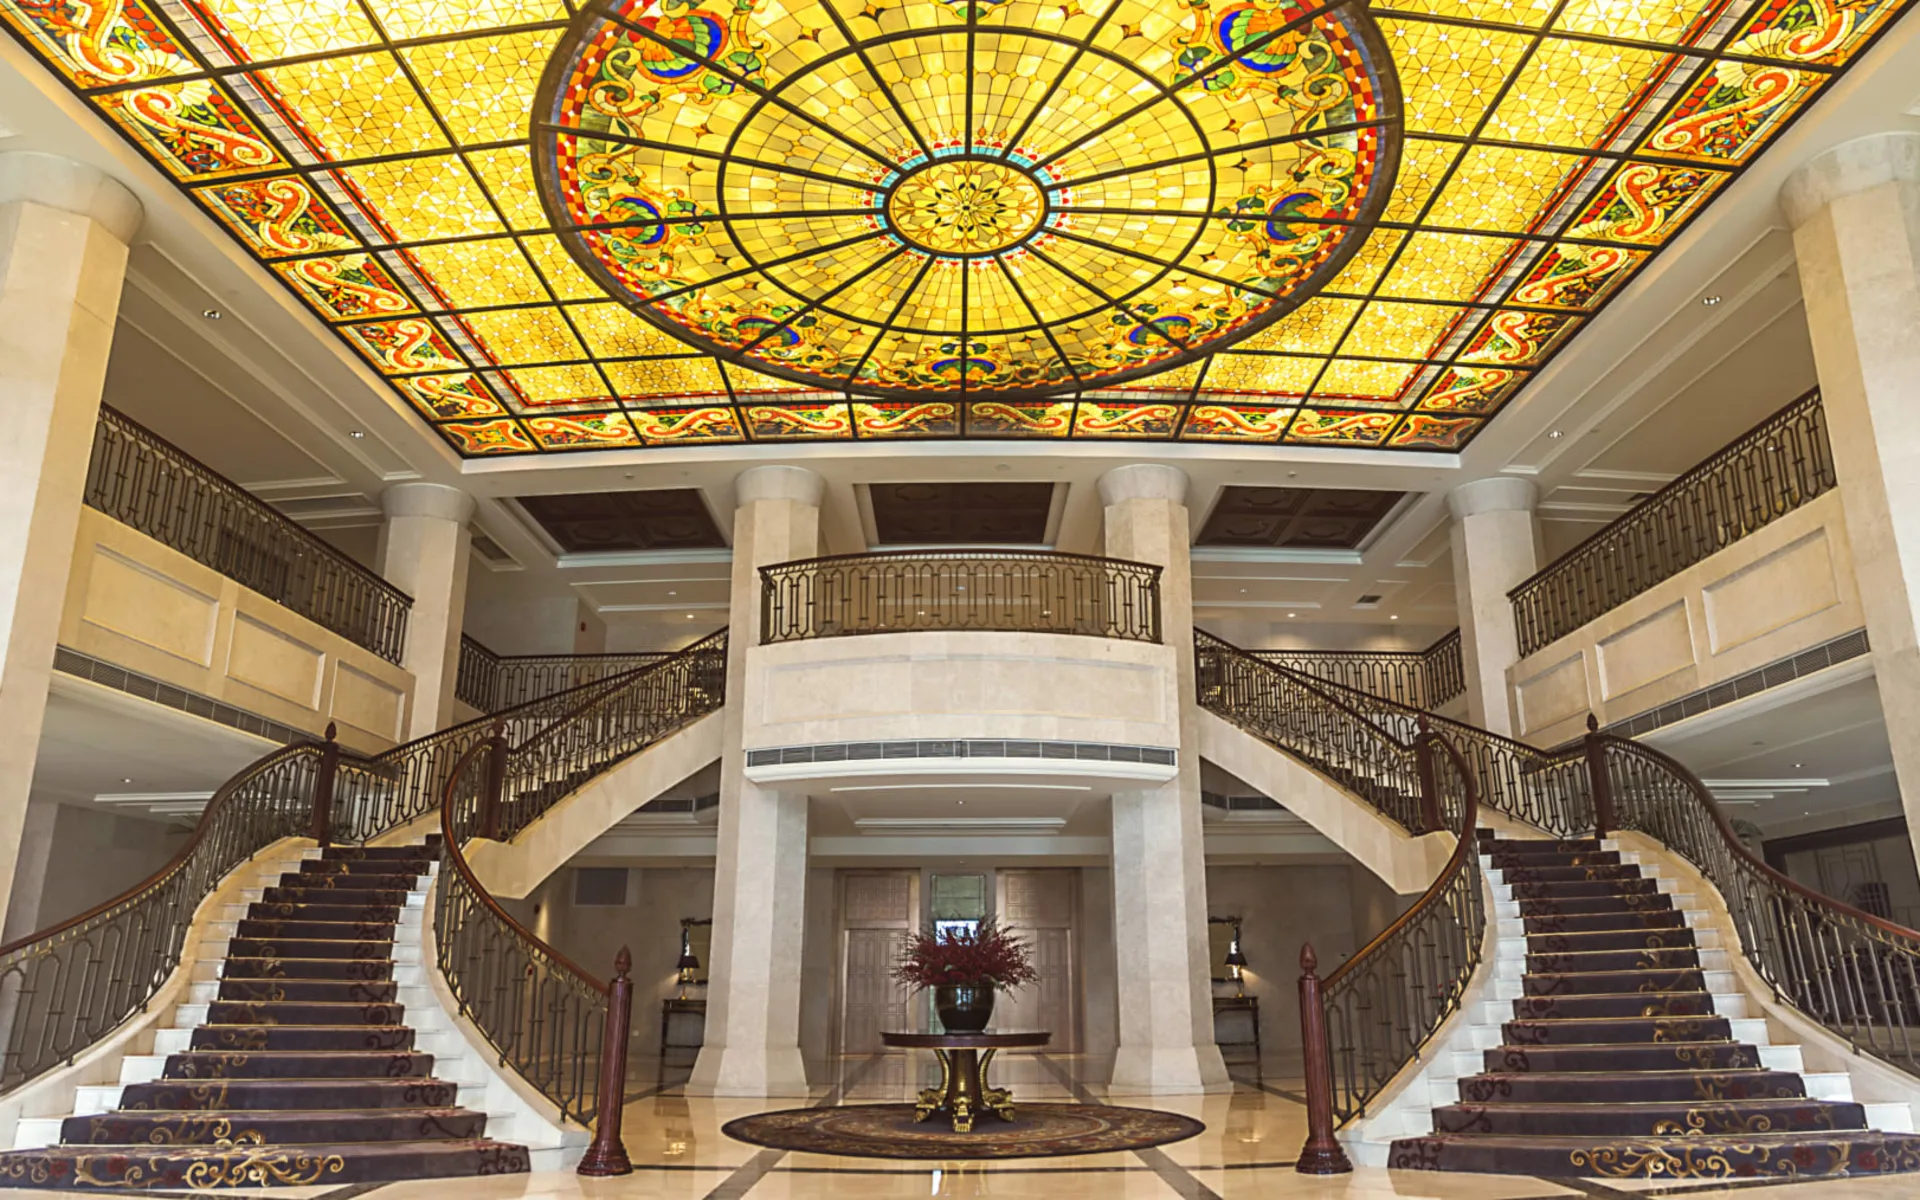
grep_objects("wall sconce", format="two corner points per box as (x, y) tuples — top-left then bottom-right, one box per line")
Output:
(677, 927), (701, 999)
(1225, 944), (1249, 998)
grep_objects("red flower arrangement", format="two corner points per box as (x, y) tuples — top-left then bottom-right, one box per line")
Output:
(892, 918), (1039, 993)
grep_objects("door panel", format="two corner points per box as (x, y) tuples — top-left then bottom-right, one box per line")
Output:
(842, 928), (911, 1054)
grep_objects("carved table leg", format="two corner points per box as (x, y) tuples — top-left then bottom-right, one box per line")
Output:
(979, 1048), (1015, 1121)
(914, 1050), (951, 1123)
(947, 1048), (980, 1133)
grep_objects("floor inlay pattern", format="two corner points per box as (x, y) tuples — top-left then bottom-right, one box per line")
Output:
(722, 1103), (1204, 1160)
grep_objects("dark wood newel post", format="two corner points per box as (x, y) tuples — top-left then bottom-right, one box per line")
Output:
(310, 722), (339, 847)
(1413, 714), (1442, 834)
(1296, 943), (1353, 1174)
(480, 719), (508, 841)
(578, 946), (635, 1177)
(1583, 714), (1615, 838)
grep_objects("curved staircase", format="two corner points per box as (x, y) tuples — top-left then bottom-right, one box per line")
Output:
(1389, 832), (1920, 1178)
(0, 841), (528, 1189)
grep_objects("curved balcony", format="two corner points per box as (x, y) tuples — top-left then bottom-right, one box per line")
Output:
(759, 550), (1161, 644)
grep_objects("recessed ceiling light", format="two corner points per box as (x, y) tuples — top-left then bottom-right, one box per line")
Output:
(1287, 612), (1297, 619)
(668, 590), (677, 596)
(122, 777), (133, 784)
(1390, 614), (1399, 620)
(202, 309), (222, 319)
(686, 614), (695, 619)
(1548, 429), (1565, 439)
(347, 429), (365, 439)
(1793, 762), (1803, 769)
(1240, 588), (1248, 594)
(1702, 295), (1723, 306)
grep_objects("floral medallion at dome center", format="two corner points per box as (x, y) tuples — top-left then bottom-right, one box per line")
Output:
(534, 0), (1402, 400)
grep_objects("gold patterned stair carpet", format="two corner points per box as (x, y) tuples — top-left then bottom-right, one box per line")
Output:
(0, 841), (530, 1189)
(1388, 833), (1920, 1179)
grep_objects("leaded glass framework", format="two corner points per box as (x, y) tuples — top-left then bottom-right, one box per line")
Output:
(2, 0), (1908, 456)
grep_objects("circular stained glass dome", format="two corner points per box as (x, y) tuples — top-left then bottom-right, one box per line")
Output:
(534, 0), (1401, 401)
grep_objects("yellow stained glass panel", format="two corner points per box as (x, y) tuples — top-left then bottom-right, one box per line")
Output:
(605, 358), (728, 398)
(1485, 38), (1673, 149)
(524, 237), (606, 300)
(1426, 147), (1587, 234)
(1338, 303), (1467, 361)
(368, 0), (565, 40)
(469, 148), (550, 231)
(1556, 0), (1719, 44)
(505, 364), (609, 404)
(1373, 0), (1556, 24)
(1202, 354), (1323, 395)
(345, 156), (505, 242)
(406, 32), (558, 147)
(197, 0), (380, 62)
(1384, 139), (1461, 224)
(1238, 299), (1362, 356)
(1379, 233), (1522, 303)
(570, 303), (690, 358)
(1382, 19), (1529, 137)
(1315, 358), (1421, 400)
(464, 307), (587, 364)
(408, 239), (548, 309)
(260, 53), (446, 162)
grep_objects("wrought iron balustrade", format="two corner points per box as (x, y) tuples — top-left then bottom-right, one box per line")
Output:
(431, 628), (728, 1171)
(1196, 630), (1432, 834)
(1510, 389), (1835, 657)
(1230, 642), (1594, 840)
(437, 746), (612, 1128)
(1596, 733), (1920, 1079)
(0, 743), (322, 1091)
(455, 636), (671, 712)
(1298, 730), (1484, 1172)
(1255, 629), (1465, 710)
(336, 631), (724, 837)
(760, 550), (1161, 644)
(85, 407), (412, 664)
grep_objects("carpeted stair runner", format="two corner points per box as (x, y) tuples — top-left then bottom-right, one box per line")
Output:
(1389, 832), (1920, 1179)
(0, 841), (530, 1189)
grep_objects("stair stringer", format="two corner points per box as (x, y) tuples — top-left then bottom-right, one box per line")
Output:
(0, 839), (314, 1150)
(414, 867), (591, 1172)
(1195, 708), (1453, 893)
(464, 712), (723, 899)
(1611, 831), (1920, 1131)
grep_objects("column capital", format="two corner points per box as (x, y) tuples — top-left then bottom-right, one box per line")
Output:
(1780, 133), (1920, 230)
(735, 464), (823, 507)
(380, 481), (474, 524)
(0, 153), (142, 245)
(1447, 476), (1537, 520)
(1098, 463), (1189, 507)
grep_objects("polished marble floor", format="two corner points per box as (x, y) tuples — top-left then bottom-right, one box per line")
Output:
(12, 1054), (1920, 1198)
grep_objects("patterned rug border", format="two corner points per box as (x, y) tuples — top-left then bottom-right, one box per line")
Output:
(721, 1102), (1205, 1160)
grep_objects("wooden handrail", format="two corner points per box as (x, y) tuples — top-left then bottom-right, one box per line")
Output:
(437, 740), (610, 996)
(1598, 731), (1920, 941)
(0, 740), (321, 959)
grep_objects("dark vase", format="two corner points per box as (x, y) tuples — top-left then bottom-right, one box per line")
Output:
(934, 984), (995, 1033)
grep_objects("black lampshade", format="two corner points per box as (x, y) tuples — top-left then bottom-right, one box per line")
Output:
(1224, 947), (1248, 968)
(676, 952), (700, 971)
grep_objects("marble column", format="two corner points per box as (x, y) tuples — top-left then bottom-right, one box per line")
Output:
(1782, 132), (1920, 868)
(379, 483), (474, 739)
(689, 465), (821, 1097)
(0, 154), (141, 937)
(1098, 464), (1231, 1095)
(1448, 478), (1540, 737)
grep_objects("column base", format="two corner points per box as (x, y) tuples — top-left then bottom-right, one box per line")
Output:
(1106, 1042), (1233, 1096)
(685, 1044), (811, 1098)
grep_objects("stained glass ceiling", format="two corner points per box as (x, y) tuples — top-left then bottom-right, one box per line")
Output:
(3, 0), (1907, 457)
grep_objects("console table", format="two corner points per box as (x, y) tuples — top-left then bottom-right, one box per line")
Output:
(1213, 994), (1260, 1066)
(880, 1030), (1050, 1132)
(659, 997), (706, 1069)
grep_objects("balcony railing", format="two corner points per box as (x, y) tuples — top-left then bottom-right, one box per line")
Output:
(760, 550), (1161, 644)
(1510, 389), (1835, 657)
(455, 637), (669, 712)
(84, 407), (412, 663)
(1254, 629), (1464, 710)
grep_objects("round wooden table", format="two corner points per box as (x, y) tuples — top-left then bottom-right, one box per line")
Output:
(880, 1030), (1050, 1133)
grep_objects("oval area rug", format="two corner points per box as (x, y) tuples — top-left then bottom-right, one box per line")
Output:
(722, 1103), (1204, 1159)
